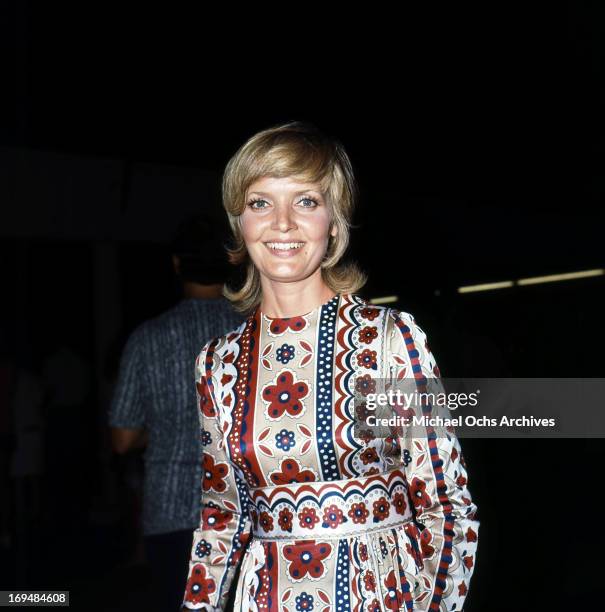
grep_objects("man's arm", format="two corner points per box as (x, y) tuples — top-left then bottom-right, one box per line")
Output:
(108, 327), (148, 442)
(110, 427), (149, 454)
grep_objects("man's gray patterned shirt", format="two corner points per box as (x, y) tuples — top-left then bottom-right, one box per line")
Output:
(108, 297), (243, 535)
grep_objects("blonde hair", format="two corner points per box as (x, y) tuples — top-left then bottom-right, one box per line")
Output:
(221, 120), (367, 314)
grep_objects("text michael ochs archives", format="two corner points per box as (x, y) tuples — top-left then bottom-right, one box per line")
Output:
(360, 389), (557, 429)
(353, 378), (605, 438)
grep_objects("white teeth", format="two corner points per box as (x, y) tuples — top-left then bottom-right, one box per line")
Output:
(266, 242), (304, 250)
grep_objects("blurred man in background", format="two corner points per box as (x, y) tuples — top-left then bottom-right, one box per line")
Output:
(108, 213), (243, 612)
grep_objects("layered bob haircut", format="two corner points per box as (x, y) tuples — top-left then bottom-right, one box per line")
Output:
(221, 121), (367, 314)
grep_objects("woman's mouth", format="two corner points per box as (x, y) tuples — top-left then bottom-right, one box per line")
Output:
(264, 241), (305, 257)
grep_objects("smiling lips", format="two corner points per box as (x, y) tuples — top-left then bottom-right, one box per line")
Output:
(265, 241), (305, 251)
(264, 241), (305, 257)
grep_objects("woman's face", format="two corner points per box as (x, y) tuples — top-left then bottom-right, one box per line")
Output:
(240, 175), (337, 285)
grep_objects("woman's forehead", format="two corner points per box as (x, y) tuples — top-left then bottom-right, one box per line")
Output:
(247, 175), (323, 195)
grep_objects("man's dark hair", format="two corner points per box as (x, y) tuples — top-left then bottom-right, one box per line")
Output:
(170, 213), (232, 285)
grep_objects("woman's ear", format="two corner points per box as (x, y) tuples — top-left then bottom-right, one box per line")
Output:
(330, 223), (338, 238)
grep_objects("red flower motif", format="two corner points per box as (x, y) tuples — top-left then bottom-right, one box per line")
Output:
(197, 376), (216, 418)
(366, 598), (381, 612)
(456, 474), (467, 487)
(463, 555), (474, 570)
(356, 429), (376, 444)
(372, 496), (390, 522)
(392, 491), (407, 515)
(202, 502), (233, 532)
(283, 540), (332, 581)
(184, 564), (216, 605)
(419, 528), (435, 558)
(202, 453), (229, 493)
(360, 447), (379, 465)
(358, 326), (378, 345)
(322, 504), (345, 529)
(355, 402), (372, 422)
(269, 457), (317, 485)
(355, 374), (376, 397)
(298, 507), (320, 530)
(359, 542), (369, 561)
(458, 581), (468, 596)
(259, 511), (274, 533)
(383, 569), (404, 610)
(466, 526), (478, 542)
(262, 370), (309, 419)
(363, 569), (377, 592)
(356, 349), (378, 370)
(410, 477), (432, 509)
(360, 307), (380, 321)
(346, 502), (368, 525)
(269, 316), (307, 335)
(278, 507), (293, 532)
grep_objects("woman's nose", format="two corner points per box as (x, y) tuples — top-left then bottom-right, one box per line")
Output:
(271, 205), (297, 232)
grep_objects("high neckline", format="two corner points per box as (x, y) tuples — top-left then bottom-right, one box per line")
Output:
(259, 293), (341, 320)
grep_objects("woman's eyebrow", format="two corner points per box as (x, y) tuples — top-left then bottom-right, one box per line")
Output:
(248, 189), (321, 197)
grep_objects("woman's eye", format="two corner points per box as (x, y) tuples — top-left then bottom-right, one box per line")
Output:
(248, 199), (268, 210)
(247, 196), (319, 210)
(298, 197), (319, 208)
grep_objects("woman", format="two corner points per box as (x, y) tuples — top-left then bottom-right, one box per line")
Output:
(182, 122), (479, 611)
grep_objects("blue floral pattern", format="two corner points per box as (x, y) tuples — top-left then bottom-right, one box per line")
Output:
(275, 429), (296, 451)
(276, 343), (296, 364)
(295, 591), (314, 611)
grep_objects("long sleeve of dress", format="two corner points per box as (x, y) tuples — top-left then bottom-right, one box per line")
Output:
(388, 310), (480, 611)
(182, 338), (253, 611)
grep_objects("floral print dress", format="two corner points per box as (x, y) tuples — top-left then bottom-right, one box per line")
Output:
(182, 293), (479, 611)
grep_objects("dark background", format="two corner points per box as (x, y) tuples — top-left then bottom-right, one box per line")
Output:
(1, 2), (604, 611)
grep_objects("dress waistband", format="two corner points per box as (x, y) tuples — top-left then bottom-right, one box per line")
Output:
(248, 466), (414, 541)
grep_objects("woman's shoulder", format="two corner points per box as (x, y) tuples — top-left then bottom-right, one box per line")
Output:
(195, 318), (250, 372)
(348, 293), (418, 329)
(348, 295), (435, 361)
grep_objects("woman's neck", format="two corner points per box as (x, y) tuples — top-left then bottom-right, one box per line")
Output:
(259, 272), (336, 318)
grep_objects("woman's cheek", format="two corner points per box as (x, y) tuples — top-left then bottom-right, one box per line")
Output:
(240, 212), (266, 242)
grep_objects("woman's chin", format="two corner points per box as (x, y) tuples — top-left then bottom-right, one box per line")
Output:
(258, 265), (320, 284)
